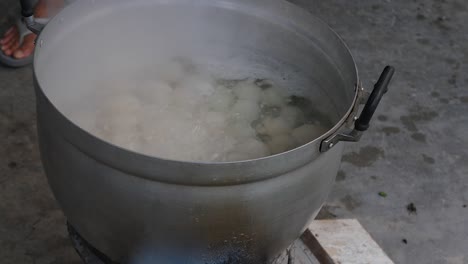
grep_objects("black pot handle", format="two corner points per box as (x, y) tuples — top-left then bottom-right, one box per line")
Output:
(20, 0), (35, 17)
(355, 66), (395, 131)
(320, 66), (395, 152)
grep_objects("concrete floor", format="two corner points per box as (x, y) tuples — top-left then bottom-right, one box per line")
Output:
(0, 0), (467, 263)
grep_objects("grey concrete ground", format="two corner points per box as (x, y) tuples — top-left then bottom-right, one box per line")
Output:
(0, 0), (467, 263)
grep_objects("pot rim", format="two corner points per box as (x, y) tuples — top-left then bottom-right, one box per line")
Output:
(33, 0), (359, 186)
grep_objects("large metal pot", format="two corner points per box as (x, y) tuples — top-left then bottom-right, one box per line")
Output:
(24, 0), (394, 263)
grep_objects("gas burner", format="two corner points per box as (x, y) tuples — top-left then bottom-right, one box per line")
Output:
(67, 223), (116, 264)
(67, 223), (292, 264)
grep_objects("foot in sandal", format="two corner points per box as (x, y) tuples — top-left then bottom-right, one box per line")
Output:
(0, 0), (60, 67)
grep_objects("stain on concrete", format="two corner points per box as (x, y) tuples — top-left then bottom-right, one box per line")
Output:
(432, 16), (452, 31)
(381, 126), (401, 136)
(8, 161), (17, 169)
(400, 116), (419, 132)
(342, 146), (385, 167)
(370, 175), (378, 180)
(460, 96), (468, 103)
(407, 203), (417, 214)
(439, 98), (449, 104)
(416, 14), (426, 20)
(444, 58), (461, 72)
(448, 74), (457, 86)
(412, 110), (439, 122)
(340, 195), (362, 211)
(411, 132), (427, 143)
(400, 110), (439, 132)
(336, 170), (346, 182)
(450, 0), (468, 11)
(445, 58), (456, 65)
(416, 38), (430, 45)
(378, 115), (388, 122)
(422, 154), (435, 164)
(431, 92), (440, 98)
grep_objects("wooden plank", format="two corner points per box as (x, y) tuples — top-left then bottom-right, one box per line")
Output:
(301, 229), (335, 264)
(289, 239), (321, 264)
(305, 219), (394, 264)
(271, 239), (320, 264)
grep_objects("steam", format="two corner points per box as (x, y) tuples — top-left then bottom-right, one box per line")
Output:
(35, 0), (334, 162)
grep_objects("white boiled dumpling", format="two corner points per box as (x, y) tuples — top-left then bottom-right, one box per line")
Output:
(227, 121), (257, 139)
(229, 138), (270, 160)
(97, 99), (142, 151)
(210, 136), (238, 161)
(157, 60), (185, 83)
(109, 131), (141, 152)
(138, 119), (158, 143)
(261, 86), (286, 106)
(136, 80), (173, 108)
(101, 113), (140, 133)
(231, 99), (261, 123)
(280, 106), (305, 128)
(204, 111), (226, 129)
(268, 134), (295, 154)
(71, 110), (96, 132)
(101, 94), (141, 116)
(208, 87), (236, 112)
(172, 76), (215, 108)
(171, 86), (200, 109)
(291, 124), (328, 146)
(179, 75), (216, 97)
(102, 79), (137, 94)
(96, 95), (142, 139)
(225, 152), (250, 162)
(188, 122), (209, 143)
(83, 66), (328, 162)
(256, 116), (293, 136)
(233, 79), (262, 102)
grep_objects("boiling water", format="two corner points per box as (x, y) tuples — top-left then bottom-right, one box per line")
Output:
(70, 59), (329, 162)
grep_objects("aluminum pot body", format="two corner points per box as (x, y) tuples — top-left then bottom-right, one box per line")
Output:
(33, 0), (358, 263)
(37, 97), (344, 263)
